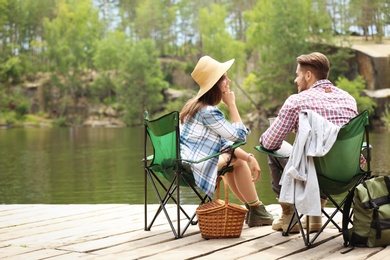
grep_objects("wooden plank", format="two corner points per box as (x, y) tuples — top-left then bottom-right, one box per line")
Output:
(0, 205), (135, 244)
(189, 229), (302, 259)
(368, 246), (390, 259)
(0, 204), (128, 230)
(0, 245), (67, 259)
(0, 204), (387, 260)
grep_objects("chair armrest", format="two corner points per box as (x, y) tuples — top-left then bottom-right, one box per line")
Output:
(182, 141), (246, 164)
(254, 145), (287, 158)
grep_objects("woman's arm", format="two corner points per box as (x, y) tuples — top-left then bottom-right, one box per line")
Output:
(203, 107), (249, 143)
(234, 147), (261, 182)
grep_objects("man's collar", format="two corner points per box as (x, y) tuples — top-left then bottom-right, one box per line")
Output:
(311, 79), (331, 88)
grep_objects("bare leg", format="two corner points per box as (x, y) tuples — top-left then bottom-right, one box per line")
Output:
(218, 154), (258, 203)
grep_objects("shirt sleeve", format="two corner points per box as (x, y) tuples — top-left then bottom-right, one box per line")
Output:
(260, 95), (299, 150)
(202, 106), (249, 150)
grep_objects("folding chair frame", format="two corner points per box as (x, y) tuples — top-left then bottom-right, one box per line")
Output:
(143, 110), (244, 238)
(255, 110), (372, 247)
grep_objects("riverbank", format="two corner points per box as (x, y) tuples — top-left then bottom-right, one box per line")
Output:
(0, 114), (126, 129)
(1, 204), (389, 259)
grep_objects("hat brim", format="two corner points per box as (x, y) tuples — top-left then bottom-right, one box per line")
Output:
(195, 58), (234, 99)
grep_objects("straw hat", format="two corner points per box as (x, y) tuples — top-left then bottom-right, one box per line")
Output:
(191, 56), (235, 99)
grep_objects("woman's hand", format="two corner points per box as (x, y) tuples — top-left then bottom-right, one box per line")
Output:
(222, 91), (236, 107)
(248, 156), (261, 182)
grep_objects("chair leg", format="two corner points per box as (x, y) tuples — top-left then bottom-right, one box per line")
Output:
(282, 206), (313, 247)
(145, 171), (180, 238)
(145, 169), (211, 239)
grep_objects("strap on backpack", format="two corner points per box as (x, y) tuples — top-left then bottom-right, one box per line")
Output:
(363, 180), (381, 239)
(385, 176), (390, 196)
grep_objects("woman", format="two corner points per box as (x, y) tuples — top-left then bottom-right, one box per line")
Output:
(180, 56), (273, 227)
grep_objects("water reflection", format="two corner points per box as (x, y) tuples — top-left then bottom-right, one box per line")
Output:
(0, 127), (389, 205)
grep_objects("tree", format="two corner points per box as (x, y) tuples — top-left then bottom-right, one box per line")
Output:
(244, 0), (334, 113)
(198, 4), (246, 67)
(115, 39), (167, 125)
(133, 0), (177, 56)
(92, 31), (127, 104)
(349, 0), (389, 42)
(44, 0), (104, 116)
(336, 76), (376, 115)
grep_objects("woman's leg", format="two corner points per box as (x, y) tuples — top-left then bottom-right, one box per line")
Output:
(218, 154), (257, 203)
(218, 154), (244, 202)
(218, 153), (273, 227)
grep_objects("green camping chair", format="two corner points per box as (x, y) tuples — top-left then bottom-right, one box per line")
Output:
(255, 110), (371, 247)
(143, 110), (244, 238)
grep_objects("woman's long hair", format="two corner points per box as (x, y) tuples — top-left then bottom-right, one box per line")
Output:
(180, 76), (225, 124)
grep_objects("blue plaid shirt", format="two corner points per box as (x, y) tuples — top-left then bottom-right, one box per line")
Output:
(180, 106), (250, 198)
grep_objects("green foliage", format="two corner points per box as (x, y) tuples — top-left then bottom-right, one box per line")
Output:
(164, 99), (185, 114)
(43, 0), (104, 101)
(92, 31), (129, 107)
(115, 39), (168, 126)
(0, 0), (388, 127)
(349, 0), (388, 42)
(198, 4), (246, 72)
(52, 116), (68, 127)
(326, 48), (355, 83)
(93, 31), (127, 71)
(14, 100), (29, 118)
(336, 76), (376, 115)
(89, 74), (115, 103)
(0, 57), (23, 84)
(1, 111), (18, 124)
(134, 0), (178, 56)
(0, 86), (29, 119)
(244, 0), (334, 113)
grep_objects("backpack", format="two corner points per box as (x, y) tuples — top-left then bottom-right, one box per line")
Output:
(343, 175), (390, 247)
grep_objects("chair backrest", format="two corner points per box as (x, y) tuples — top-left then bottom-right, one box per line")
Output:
(314, 110), (370, 183)
(144, 110), (195, 186)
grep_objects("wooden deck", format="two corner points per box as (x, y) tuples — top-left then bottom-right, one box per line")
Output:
(0, 204), (389, 259)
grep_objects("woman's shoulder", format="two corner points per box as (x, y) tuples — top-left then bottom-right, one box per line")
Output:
(198, 105), (220, 114)
(196, 106), (224, 122)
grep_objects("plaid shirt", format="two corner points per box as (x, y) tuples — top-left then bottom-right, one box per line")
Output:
(180, 106), (250, 198)
(260, 80), (358, 150)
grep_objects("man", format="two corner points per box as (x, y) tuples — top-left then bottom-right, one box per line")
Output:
(259, 52), (358, 233)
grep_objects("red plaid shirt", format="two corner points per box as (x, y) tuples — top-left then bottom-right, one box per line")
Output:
(260, 80), (358, 150)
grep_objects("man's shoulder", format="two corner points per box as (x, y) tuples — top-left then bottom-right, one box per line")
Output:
(332, 85), (356, 99)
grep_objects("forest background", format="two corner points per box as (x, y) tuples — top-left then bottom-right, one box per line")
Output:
(0, 0), (388, 128)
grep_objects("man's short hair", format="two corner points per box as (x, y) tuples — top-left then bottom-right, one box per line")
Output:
(296, 52), (330, 80)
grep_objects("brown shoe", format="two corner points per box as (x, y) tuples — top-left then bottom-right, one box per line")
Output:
(273, 203), (300, 233)
(301, 199), (327, 232)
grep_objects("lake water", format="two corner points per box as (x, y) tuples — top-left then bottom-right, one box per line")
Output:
(0, 127), (389, 205)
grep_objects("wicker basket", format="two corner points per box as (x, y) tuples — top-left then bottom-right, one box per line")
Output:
(196, 175), (248, 239)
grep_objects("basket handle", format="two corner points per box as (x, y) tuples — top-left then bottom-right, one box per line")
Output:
(215, 175), (229, 204)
